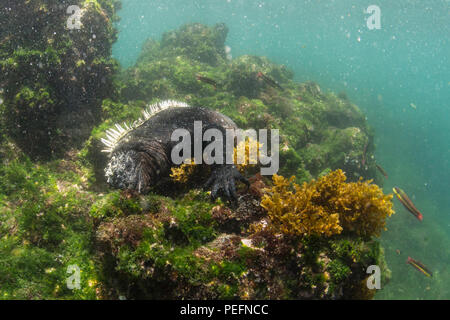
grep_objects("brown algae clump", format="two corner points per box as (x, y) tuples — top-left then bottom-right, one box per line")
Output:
(170, 158), (198, 183)
(261, 170), (394, 238)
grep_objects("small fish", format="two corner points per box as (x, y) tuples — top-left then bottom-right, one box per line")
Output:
(396, 249), (401, 255)
(407, 257), (432, 277)
(196, 74), (218, 89)
(409, 103), (417, 110)
(375, 164), (388, 178)
(392, 187), (424, 221)
(257, 72), (284, 91)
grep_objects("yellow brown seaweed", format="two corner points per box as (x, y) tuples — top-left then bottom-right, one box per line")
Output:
(170, 158), (197, 183)
(260, 170), (394, 238)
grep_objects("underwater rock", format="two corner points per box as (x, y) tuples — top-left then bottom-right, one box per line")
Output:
(93, 171), (392, 299)
(161, 22), (229, 66)
(226, 55), (293, 98)
(0, 0), (120, 159)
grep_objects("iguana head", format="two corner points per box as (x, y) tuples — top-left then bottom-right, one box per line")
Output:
(104, 150), (142, 191)
(103, 139), (170, 193)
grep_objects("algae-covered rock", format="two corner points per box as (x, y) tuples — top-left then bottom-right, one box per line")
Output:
(161, 23), (229, 66)
(0, 0), (120, 159)
(226, 55), (294, 98)
(92, 172), (392, 299)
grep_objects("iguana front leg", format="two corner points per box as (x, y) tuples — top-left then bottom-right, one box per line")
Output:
(203, 164), (249, 201)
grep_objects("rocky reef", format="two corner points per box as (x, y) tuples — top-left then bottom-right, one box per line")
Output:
(0, 20), (393, 299)
(93, 171), (391, 299)
(0, 0), (120, 159)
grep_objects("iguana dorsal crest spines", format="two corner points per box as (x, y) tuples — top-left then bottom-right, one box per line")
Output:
(101, 100), (190, 153)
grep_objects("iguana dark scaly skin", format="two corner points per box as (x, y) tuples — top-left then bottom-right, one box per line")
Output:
(102, 101), (248, 201)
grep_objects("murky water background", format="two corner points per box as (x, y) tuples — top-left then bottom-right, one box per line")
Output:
(112, 0), (450, 299)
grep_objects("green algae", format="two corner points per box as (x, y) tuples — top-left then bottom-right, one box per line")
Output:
(0, 150), (101, 299)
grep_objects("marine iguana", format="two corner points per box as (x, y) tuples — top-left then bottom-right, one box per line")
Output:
(101, 100), (248, 200)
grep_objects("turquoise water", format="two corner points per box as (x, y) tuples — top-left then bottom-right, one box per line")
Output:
(112, 0), (450, 299)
